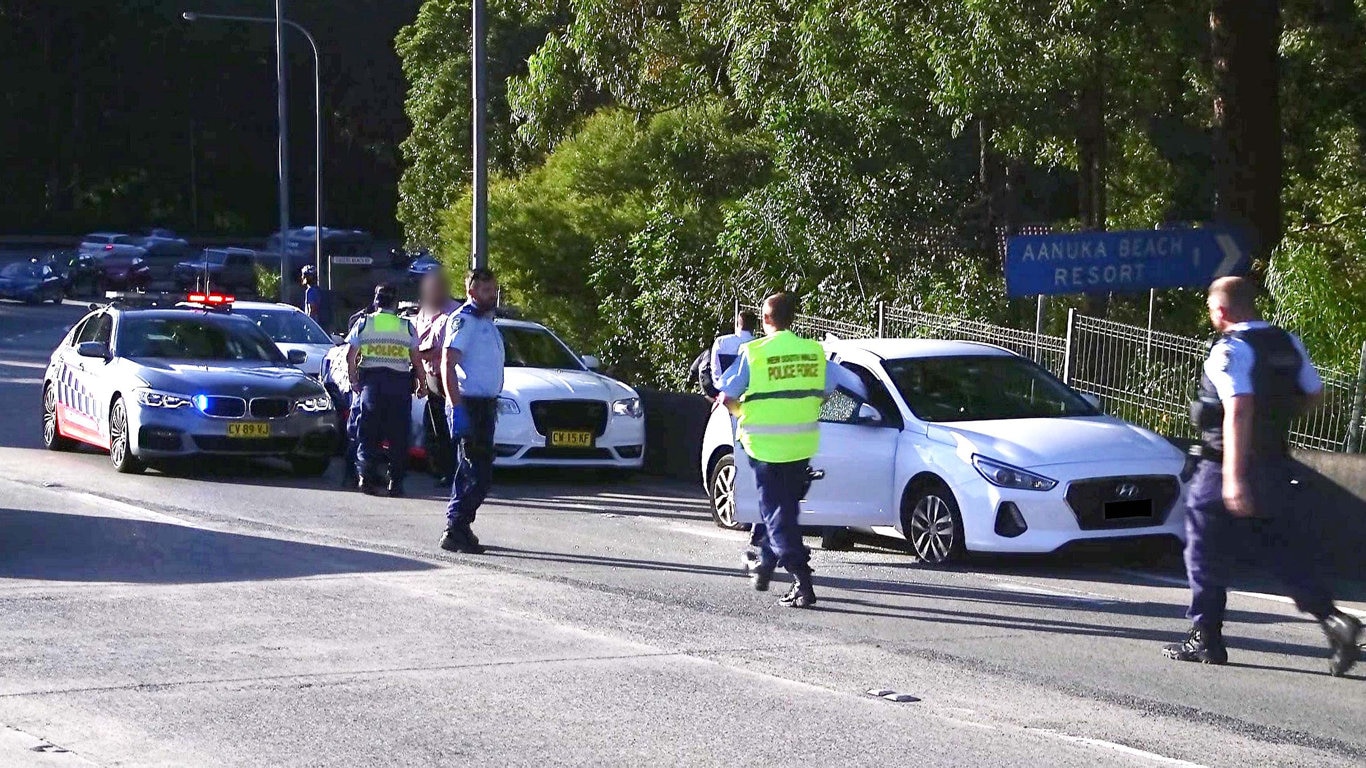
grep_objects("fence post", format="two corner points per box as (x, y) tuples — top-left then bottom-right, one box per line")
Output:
(1348, 340), (1366, 453)
(1062, 307), (1077, 385)
(877, 302), (885, 338)
(1145, 288), (1156, 367)
(1033, 295), (1045, 364)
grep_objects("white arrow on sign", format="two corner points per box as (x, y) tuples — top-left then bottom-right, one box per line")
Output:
(1213, 233), (1243, 277)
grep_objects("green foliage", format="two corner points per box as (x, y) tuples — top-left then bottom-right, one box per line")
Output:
(254, 265), (281, 302)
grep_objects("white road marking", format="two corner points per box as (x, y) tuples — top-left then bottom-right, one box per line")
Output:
(0, 376), (43, 384)
(993, 581), (1122, 604)
(1111, 568), (1366, 620)
(0, 359), (47, 369)
(66, 490), (198, 527)
(1034, 729), (1207, 768)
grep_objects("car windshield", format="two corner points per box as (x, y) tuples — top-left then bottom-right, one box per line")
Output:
(884, 354), (1098, 422)
(500, 325), (584, 370)
(1, 263), (42, 279)
(118, 316), (285, 362)
(234, 307), (333, 345)
(194, 251), (228, 265)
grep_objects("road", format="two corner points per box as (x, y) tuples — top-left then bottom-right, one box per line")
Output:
(0, 299), (1362, 767)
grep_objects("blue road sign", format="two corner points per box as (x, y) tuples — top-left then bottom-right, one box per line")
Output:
(1004, 227), (1251, 297)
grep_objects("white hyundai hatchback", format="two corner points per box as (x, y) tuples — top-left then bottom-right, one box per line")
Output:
(700, 339), (1187, 564)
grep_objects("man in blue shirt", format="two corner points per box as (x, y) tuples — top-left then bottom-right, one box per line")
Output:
(441, 268), (506, 554)
(301, 266), (323, 325)
(709, 310), (758, 393)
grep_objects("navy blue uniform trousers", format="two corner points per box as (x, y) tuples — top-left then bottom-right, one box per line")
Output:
(1184, 459), (1334, 629)
(747, 455), (812, 578)
(447, 397), (498, 526)
(354, 368), (412, 482)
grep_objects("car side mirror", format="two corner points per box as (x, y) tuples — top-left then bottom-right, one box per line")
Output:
(856, 402), (884, 425)
(287, 349), (308, 365)
(581, 355), (601, 371)
(1081, 392), (1102, 410)
(77, 341), (110, 360)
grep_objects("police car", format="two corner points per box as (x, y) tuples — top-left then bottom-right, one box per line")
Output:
(41, 292), (338, 475)
(701, 338), (1187, 563)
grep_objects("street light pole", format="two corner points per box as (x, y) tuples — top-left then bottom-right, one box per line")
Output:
(182, 10), (324, 291)
(471, 0), (488, 271)
(273, 0), (290, 303)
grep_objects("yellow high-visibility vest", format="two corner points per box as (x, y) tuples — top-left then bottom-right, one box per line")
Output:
(737, 330), (826, 463)
(355, 311), (413, 372)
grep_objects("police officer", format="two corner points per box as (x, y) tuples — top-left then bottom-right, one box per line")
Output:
(346, 284), (426, 497)
(709, 310), (758, 393)
(440, 268), (505, 554)
(716, 292), (865, 607)
(1164, 277), (1361, 676)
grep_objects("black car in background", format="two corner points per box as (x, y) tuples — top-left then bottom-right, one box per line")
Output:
(174, 247), (260, 293)
(0, 260), (65, 304)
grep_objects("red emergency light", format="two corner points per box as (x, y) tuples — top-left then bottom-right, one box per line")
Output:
(187, 293), (234, 306)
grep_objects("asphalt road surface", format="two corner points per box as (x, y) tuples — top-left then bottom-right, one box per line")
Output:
(1, 299), (1363, 767)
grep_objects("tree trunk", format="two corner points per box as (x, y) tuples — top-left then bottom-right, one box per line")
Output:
(1077, 36), (1109, 318)
(1210, 0), (1283, 264)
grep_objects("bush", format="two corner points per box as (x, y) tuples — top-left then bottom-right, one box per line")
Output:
(254, 264), (281, 302)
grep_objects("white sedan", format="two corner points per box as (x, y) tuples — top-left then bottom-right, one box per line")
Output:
(231, 300), (338, 378)
(700, 338), (1187, 564)
(410, 318), (646, 470)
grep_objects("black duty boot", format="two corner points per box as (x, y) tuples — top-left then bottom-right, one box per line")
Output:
(387, 478), (406, 498)
(459, 523), (486, 555)
(1162, 626), (1228, 665)
(358, 475), (381, 496)
(779, 573), (817, 608)
(1321, 612), (1363, 677)
(742, 551), (772, 592)
(439, 526), (468, 553)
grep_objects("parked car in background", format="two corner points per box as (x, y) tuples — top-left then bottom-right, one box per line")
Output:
(57, 250), (100, 295)
(0, 259), (65, 304)
(230, 299), (338, 378)
(97, 253), (152, 291)
(405, 253), (440, 284)
(174, 248), (260, 293)
(136, 230), (193, 280)
(79, 232), (142, 259)
(264, 227), (374, 272)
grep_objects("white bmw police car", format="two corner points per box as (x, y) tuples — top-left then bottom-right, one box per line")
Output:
(42, 293), (339, 475)
(701, 338), (1187, 563)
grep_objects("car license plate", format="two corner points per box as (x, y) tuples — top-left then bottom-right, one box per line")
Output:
(227, 422), (271, 438)
(549, 430), (593, 448)
(1103, 499), (1153, 520)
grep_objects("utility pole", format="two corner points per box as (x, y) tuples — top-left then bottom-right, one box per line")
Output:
(471, 0), (488, 271)
(274, 0), (291, 302)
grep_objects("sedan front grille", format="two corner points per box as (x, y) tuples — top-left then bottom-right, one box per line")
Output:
(249, 397), (291, 419)
(529, 400), (608, 437)
(1064, 475), (1181, 531)
(198, 396), (247, 418)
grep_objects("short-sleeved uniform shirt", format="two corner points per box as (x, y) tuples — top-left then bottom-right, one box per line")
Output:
(446, 302), (506, 398)
(1203, 320), (1322, 402)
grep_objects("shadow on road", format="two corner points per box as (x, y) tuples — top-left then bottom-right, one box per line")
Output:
(0, 507), (436, 583)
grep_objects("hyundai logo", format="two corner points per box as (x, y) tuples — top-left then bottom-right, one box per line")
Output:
(1115, 482), (1140, 500)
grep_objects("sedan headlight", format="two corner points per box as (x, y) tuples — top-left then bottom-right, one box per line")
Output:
(134, 388), (193, 409)
(611, 397), (643, 418)
(972, 455), (1057, 492)
(496, 396), (521, 415)
(294, 393), (333, 413)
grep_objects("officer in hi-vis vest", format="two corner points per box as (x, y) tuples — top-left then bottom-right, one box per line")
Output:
(717, 292), (865, 608)
(1164, 277), (1361, 675)
(346, 284), (426, 497)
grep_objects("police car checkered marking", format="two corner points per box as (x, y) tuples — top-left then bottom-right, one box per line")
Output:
(53, 362), (101, 432)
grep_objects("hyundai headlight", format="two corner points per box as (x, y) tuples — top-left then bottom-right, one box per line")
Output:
(496, 397), (521, 415)
(294, 393), (334, 413)
(134, 388), (193, 409)
(971, 455), (1057, 492)
(612, 397), (643, 418)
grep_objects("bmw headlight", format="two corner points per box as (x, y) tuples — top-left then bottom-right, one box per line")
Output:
(134, 388), (193, 409)
(971, 455), (1057, 492)
(611, 397), (643, 418)
(294, 393), (334, 413)
(496, 396), (521, 415)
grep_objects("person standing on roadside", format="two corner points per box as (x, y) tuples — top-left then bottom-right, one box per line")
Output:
(347, 284), (426, 497)
(716, 292), (865, 608)
(710, 310), (758, 394)
(301, 266), (323, 324)
(440, 268), (505, 554)
(1163, 276), (1361, 675)
(414, 272), (462, 487)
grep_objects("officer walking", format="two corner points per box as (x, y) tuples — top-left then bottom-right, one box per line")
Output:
(440, 268), (505, 554)
(346, 284), (426, 497)
(1164, 277), (1361, 675)
(717, 292), (865, 608)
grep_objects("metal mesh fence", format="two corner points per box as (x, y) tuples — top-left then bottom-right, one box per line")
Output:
(733, 299), (1365, 452)
(884, 306), (1067, 374)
